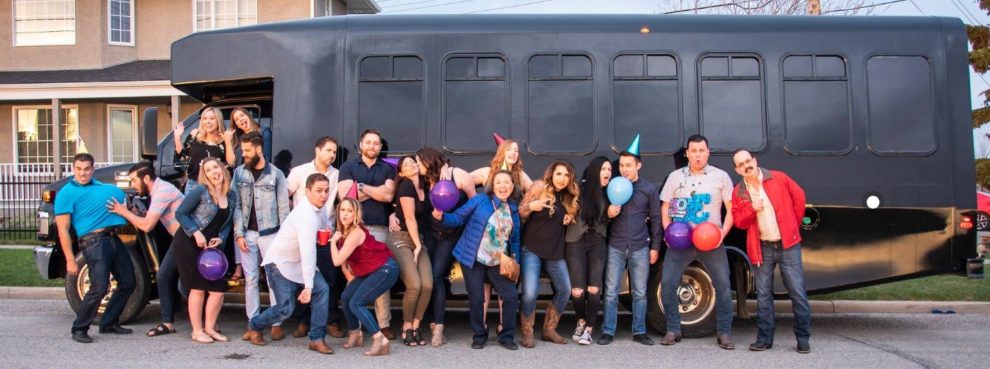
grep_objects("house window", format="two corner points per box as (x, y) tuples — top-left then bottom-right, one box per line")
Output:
(194, 0), (257, 32)
(13, 0), (76, 46)
(108, 105), (137, 162)
(14, 106), (84, 166)
(109, 0), (133, 45)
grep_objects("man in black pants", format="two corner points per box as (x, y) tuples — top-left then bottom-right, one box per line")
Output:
(55, 153), (136, 343)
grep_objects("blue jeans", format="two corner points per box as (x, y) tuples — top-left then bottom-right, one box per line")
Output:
(462, 261), (519, 344)
(298, 245), (345, 325)
(249, 264), (329, 341)
(157, 247), (178, 323)
(756, 243), (811, 345)
(341, 258), (399, 335)
(661, 246), (734, 335)
(520, 248), (571, 315)
(602, 246), (649, 336)
(72, 234), (136, 333)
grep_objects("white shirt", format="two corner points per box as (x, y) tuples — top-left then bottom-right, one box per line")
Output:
(262, 198), (321, 288)
(287, 160), (339, 228)
(744, 172), (782, 242)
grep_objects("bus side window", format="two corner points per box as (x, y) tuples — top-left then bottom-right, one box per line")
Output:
(866, 56), (936, 155)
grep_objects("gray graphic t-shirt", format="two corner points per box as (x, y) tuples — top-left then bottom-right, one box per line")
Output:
(660, 165), (733, 228)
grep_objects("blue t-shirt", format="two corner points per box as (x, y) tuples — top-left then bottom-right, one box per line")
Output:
(53, 178), (127, 237)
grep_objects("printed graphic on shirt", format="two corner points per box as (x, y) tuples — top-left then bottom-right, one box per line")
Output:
(668, 193), (712, 225)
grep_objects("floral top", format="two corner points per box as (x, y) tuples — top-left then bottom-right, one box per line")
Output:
(475, 200), (513, 266)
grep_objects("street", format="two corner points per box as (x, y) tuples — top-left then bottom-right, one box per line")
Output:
(0, 298), (984, 369)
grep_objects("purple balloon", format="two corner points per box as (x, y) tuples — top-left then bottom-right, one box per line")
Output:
(197, 248), (228, 281)
(664, 221), (693, 251)
(430, 180), (459, 212)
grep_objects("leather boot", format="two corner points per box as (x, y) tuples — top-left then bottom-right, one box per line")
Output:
(326, 323), (346, 339)
(365, 333), (390, 356)
(246, 330), (266, 346)
(540, 305), (567, 344)
(271, 326), (285, 341)
(292, 324), (309, 338)
(241, 324), (252, 341)
(520, 313), (536, 348)
(343, 330), (364, 349)
(308, 339), (334, 354)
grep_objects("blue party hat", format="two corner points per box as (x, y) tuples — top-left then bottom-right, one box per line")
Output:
(626, 134), (641, 156)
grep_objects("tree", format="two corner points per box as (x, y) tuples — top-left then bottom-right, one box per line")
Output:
(658, 0), (880, 15)
(970, 1), (990, 128)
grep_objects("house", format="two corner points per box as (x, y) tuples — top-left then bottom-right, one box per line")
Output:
(0, 0), (379, 175)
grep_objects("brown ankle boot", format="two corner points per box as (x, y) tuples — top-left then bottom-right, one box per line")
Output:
(241, 324), (252, 341)
(520, 312), (536, 348)
(365, 333), (390, 356)
(343, 330), (364, 349)
(271, 326), (285, 341)
(326, 323), (346, 338)
(292, 324), (309, 338)
(246, 330), (266, 346)
(541, 305), (567, 344)
(308, 340), (334, 354)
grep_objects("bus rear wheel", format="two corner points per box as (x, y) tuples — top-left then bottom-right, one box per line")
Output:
(648, 263), (717, 338)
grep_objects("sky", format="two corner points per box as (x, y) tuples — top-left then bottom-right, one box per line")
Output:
(378, 0), (990, 156)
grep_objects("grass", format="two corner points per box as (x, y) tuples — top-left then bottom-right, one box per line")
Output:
(811, 273), (990, 302)
(0, 249), (62, 287)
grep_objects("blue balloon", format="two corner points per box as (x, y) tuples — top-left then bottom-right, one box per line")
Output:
(607, 177), (634, 206)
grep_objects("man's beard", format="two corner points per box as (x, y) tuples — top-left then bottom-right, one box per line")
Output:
(245, 155), (261, 169)
(137, 182), (149, 196)
(363, 149), (379, 159)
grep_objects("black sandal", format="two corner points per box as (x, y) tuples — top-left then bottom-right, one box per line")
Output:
(413, 328), (426, 346)
(147, 323), (176, 337)
(403, 329), (417, 346)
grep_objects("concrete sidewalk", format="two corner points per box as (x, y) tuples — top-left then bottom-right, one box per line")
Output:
(4, 285), (990, 314)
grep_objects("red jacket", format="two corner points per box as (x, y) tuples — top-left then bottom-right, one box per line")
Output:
(731, 169), (806, 266)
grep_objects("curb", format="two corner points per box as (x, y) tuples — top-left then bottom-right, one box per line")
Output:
(2, 286), (990, 314)
(745, 299), (990, 314)
(0, 287), (63, 300)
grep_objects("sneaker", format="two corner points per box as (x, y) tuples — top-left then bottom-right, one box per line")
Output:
(571, 321), (587, 341)
(577, 328), (593, 346)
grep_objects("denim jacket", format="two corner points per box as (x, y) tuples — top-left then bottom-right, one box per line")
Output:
(233, 162), (290, 238)
(175, 183), (237, 249)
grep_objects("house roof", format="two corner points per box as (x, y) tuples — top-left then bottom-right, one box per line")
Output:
(0, 60), (170, 85)
(346, 0), (381, 14)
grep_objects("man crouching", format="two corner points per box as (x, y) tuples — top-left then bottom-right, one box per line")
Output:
(246, 173), (334, 354)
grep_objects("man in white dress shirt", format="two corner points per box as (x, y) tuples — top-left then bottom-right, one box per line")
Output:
(245, 173), (333, 354)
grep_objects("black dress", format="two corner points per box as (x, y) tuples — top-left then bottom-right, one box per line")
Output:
(173, 206), (230, 292)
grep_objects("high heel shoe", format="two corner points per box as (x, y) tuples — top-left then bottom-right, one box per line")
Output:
(344, 330), (364, 349)
(403, 329), (417, 346)
(365, 333), (390, 356)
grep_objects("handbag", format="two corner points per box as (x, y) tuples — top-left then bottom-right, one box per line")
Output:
(499, 252), (519, 283)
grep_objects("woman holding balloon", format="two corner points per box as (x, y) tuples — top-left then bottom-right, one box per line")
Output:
(172, 157), (237, 344)
(564, 156), (612, 345)
(414, 147), (475, 346)
(387, 155), (433, 347)
(518, 160), (579, 348)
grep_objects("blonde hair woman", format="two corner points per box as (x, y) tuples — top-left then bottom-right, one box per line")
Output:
(172, 157), (237, 344)
(173, 107), (227, 192)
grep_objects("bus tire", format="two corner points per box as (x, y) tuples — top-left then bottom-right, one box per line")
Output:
(65, 244), (150, 324)
(647, 262), (717, 338)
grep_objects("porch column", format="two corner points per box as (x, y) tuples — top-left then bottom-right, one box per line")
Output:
(51, 98), (62, 180)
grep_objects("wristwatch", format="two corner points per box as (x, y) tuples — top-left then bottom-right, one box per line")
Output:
(357, 183), (365, 192)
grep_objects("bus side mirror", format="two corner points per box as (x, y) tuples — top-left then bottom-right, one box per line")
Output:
(141, 107), (158, 160)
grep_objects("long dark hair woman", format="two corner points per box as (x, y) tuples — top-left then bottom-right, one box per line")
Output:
(173, 107), (226, 192)
(172, 157), (237, 344)
(431, 170), (521, 351)
(388, 155), (433, 347)
(413, 147), (475, 346)
(564, 156), (612, 345)
(518, 159), (579, 348)
(223, 107), (272, 166)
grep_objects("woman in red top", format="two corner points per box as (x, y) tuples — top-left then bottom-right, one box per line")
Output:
(331, 198), (398, 356)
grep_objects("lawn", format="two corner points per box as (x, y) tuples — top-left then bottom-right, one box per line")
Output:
(811, 274), (990, 302)
(0, 249), (62, 287)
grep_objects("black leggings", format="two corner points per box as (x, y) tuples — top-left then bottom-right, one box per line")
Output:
(565, 232), (607, 328)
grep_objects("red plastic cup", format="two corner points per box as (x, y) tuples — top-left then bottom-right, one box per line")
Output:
(317, 229), (331, 246)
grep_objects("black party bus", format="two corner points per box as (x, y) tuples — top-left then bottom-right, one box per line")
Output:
(33, 14), (979, 337)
